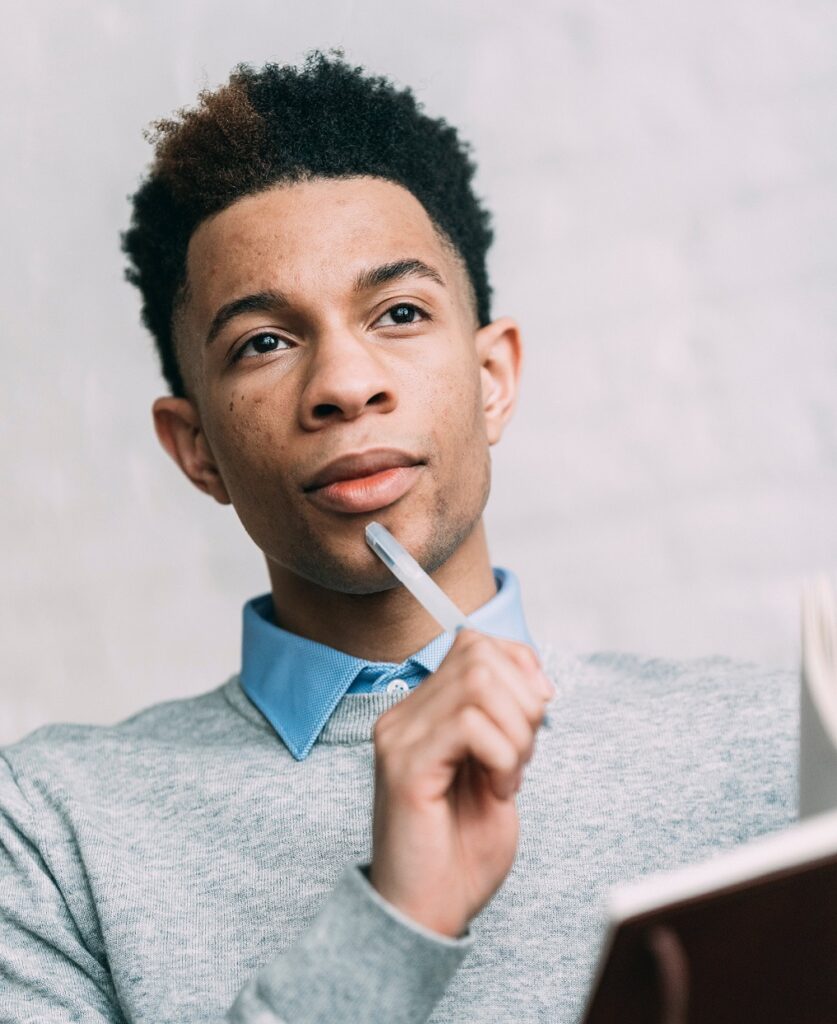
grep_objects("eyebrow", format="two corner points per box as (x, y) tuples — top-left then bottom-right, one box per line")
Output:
(204, 258), (446, 346)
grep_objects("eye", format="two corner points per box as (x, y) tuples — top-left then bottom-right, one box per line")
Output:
(375, 303), (429, 327)
(233, 331), (292, 361)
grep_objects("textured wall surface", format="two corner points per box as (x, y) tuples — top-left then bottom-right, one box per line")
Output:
(2, 0), (836, 744)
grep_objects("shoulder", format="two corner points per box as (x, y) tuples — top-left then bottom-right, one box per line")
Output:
(578, 649), (796, 730)
(536, 642), (798, 838)
(0, 676), (249, 815)
(538, 640), (798, 775)
(540, 640), (796, 716)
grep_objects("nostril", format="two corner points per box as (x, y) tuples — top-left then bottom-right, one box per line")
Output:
(313, 403), (341, 419)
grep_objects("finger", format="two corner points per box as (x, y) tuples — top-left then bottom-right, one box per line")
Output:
(391, 637), (543, 755)
(493, 637), (555, 698)
(413, 704), (522, 801)
(378, 626), (496, 717)
(376, 632), (545, 754)
(459, 634), (549, 723)
(455, 656), (541, 759)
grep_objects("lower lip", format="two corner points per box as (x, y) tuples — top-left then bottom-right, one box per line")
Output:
(306, 465), (423, 514)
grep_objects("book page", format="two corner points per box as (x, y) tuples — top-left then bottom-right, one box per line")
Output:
(800, 575), (837, 818)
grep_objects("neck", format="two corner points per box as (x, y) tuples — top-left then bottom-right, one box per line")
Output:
(265, 519), (497, 662)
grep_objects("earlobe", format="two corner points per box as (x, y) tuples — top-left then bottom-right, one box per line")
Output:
(151, 397), (232, 505)
(476, 316), (523, 446)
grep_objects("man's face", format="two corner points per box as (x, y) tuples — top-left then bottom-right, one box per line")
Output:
(167, 176), (516, 594)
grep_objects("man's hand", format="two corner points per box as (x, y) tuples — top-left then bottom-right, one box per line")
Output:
(369, 629), (554, 939)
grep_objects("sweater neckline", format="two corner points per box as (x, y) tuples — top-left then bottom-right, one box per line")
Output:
(222, 640), (566, 748)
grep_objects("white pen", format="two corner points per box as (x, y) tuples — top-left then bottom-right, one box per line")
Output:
(365, 521), (552, 727)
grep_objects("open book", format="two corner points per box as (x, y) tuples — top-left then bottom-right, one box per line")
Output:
(578, 575), (837, 1024)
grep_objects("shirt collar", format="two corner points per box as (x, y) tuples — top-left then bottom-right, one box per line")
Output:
(240, 566), (535, 761)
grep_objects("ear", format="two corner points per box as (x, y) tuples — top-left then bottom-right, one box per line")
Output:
(474, 316), (523, 446)
(152, 397), (231, 505)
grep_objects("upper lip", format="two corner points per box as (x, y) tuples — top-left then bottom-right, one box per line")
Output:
(303, 447), (424, 492)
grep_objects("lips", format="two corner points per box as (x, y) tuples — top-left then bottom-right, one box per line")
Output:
(302, 447), (425, 515)
(303, 448), (423, 492)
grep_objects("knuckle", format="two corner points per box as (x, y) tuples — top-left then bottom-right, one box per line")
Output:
(465, 632), (493, 655)
(514, 722), (536, 759)
(458, 704), (484, 734)
(462, 663), (491, 699)
(517, 644), (541, 674)
(525, 651), (542, 675)
(497, 744), (519, 774)
(525, 698), (548, 726)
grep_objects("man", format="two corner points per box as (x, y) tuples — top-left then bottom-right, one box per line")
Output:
(0, 50), (797, 1023)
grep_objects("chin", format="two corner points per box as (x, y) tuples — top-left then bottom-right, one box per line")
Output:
(270, 496), (481, 595)
(283, 548), (403, 596)
(342, 520), (474, 593)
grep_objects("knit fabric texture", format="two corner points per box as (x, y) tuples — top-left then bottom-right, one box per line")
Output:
(0, 643), (798, 1023)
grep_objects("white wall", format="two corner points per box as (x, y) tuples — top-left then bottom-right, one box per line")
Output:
(3, 0), (836, 745)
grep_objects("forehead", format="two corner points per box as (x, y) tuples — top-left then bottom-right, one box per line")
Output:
(183, 176), (467, 316)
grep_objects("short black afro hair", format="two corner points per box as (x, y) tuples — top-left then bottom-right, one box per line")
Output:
(121, 48), (495, 398)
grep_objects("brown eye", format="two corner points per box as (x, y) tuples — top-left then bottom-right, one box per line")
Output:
(376, 303), (428, 327)
(251, 333), (281, 353)
(235, 332), (291, 361)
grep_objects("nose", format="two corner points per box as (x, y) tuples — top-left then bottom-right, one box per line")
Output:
(298, 330), (398, 429)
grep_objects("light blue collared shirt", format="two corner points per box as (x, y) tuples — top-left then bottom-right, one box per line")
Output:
(240, 567), (535, 761)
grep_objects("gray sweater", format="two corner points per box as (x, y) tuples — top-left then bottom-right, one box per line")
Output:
(0, 644), (798, 1023)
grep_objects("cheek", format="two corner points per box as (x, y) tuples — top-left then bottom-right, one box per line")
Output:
(419, 361), (487, 481)
(439, 361), (486, 441)
(209, 392), (292, 499)
(419, 343), (482, 421)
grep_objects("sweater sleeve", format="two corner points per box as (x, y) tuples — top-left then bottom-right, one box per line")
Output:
(0, 755), (127, 1023)
(225, 862), (473, 1024)
(0, 754), (472, 1024)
